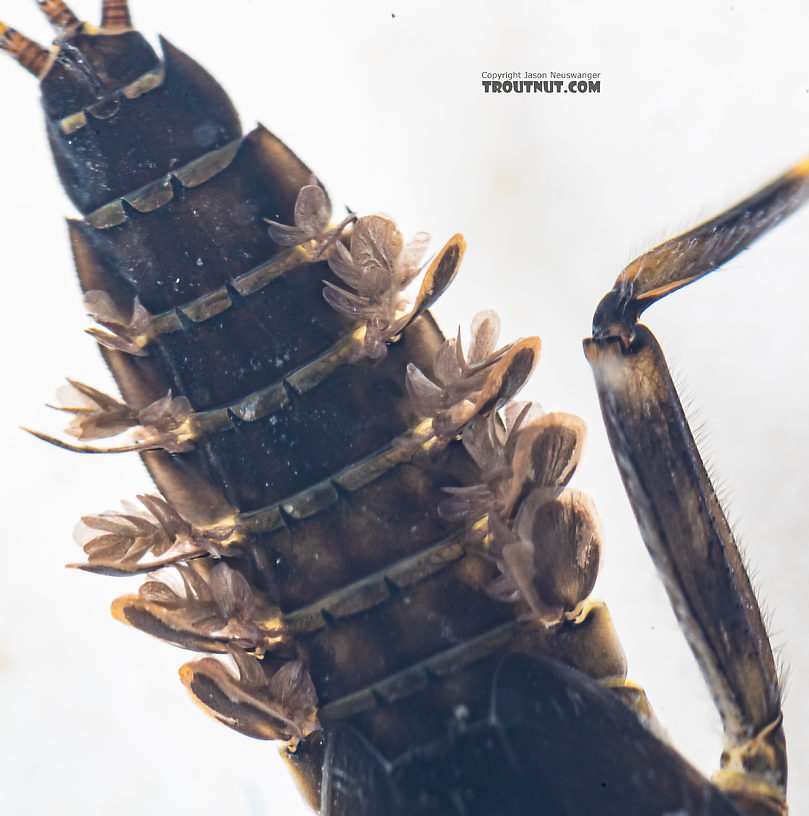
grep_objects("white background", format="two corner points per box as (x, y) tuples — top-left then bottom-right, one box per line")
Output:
(1, 1), (807, 813)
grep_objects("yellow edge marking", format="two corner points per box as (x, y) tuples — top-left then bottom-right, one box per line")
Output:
(787, 153), (809, 179)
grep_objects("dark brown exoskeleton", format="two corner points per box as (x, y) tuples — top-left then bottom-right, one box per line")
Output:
(1, 3), (801, 814)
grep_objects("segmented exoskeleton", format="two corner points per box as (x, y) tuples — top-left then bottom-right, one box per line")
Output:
(2, 2), (807, 815)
